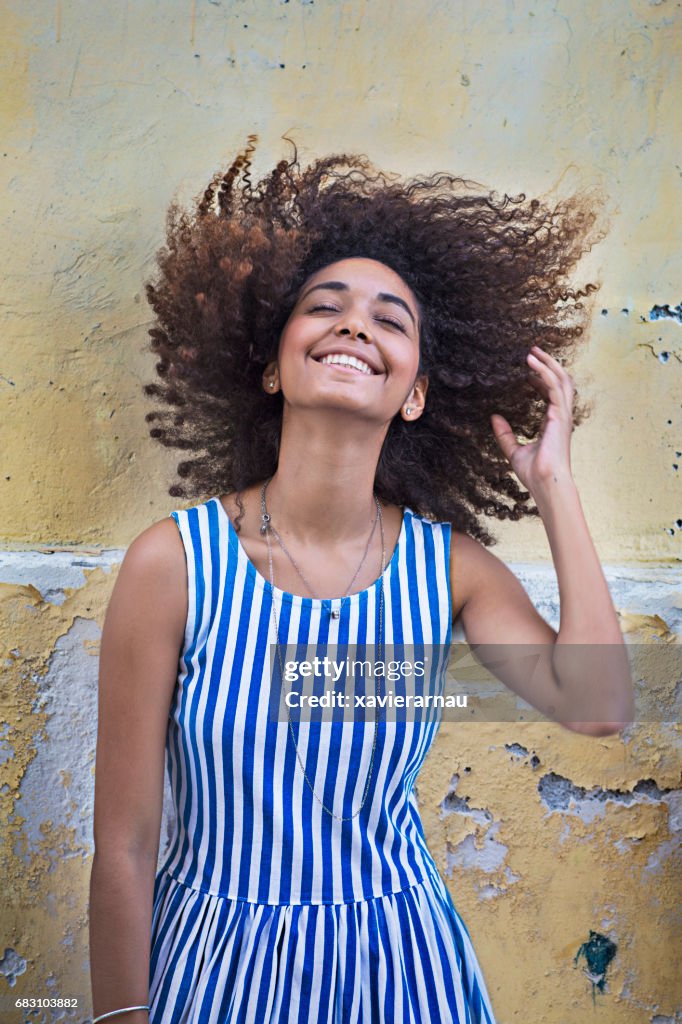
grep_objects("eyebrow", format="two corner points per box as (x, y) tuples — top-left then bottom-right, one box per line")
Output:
(299, 280), (417, 327)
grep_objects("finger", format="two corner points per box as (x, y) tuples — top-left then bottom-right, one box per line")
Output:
(528, 375), (551, 398)
(530, 346), (575, 394)
(490, 413), (520, 463)
(527, 354), (569, 406)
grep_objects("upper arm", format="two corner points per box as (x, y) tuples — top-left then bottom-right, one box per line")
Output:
(93, 516), (187, 860)
(449, 530), (577, 727)
(451, 531), (557, 646)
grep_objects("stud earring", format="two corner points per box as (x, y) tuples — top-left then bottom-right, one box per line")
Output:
(269, 381), (275, 389)
(405, 407), (412, 416)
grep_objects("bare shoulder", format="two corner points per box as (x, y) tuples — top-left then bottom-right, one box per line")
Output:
(126, 513), (186, 562)
(122, 514), (187, 588)
(109, 515), (188, 648)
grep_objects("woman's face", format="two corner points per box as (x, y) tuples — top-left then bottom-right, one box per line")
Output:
(267, 257), (428, 424)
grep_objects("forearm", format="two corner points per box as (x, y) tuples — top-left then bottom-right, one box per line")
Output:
(533, 472), (635, 730)
(89, 848), (156, 1023)
(534, 472), (620, 639)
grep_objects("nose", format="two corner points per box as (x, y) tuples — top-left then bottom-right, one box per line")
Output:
(334, 315), (372, 342)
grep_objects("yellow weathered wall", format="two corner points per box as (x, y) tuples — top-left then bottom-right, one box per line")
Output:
(1, 1), (680, 1021)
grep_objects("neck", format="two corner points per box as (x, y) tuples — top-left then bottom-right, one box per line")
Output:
(263, 408), (388, 544)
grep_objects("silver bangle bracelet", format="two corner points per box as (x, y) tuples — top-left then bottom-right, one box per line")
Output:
(92, 1006), (150, 1023)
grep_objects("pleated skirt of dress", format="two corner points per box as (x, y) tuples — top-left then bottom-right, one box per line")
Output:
(149, 859), (497, 1024)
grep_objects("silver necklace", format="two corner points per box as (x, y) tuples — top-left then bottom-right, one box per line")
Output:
(259, 481), (386, 821)
(261, 478), (380, 619)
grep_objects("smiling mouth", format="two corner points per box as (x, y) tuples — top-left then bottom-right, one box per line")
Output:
(313, 353), (379, 376)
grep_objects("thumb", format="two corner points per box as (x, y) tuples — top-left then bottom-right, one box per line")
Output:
(490, 414), (519, 464)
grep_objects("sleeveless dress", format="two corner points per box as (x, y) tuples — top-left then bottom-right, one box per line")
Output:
(148, 496), (498, 1023)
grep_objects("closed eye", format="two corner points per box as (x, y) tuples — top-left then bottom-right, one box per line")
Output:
(376, 315), (406, 332)
(307, 303), (403, 331)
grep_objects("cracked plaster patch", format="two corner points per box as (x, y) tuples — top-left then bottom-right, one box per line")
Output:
(538, 771), (681, 826)
(10, 617), (100, 859)
(440, 774), (521, 896)
(0, 947), (27, 986)
(0, 550), (119, 606)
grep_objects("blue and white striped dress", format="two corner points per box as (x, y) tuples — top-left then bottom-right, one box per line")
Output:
(149, 496), (497, 1023)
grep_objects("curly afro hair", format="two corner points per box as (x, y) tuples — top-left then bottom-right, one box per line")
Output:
(143, 136), (602, 545)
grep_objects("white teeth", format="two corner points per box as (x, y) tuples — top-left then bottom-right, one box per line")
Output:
(318, 353), (374, 375)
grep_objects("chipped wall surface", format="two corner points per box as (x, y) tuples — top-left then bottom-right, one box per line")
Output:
(1, 1), (680, 1022)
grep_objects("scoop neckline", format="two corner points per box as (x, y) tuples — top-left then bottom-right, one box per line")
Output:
(212, 495), (409, 606)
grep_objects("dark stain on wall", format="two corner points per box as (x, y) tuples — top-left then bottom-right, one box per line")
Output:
(574, 930), (617, 1003)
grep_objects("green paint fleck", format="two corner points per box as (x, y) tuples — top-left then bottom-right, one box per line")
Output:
(574, 930), (617, 1005)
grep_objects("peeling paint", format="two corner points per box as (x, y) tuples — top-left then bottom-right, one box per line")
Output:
(0, 947), (27, 986)
(0, 551), (118, 605)
(636, 340), (682, 364)
(441, 773), (493, 826)
(538, 771), (680, 824)
(504, 741), (542, 767)
(504, 742), (528, 757)
(446, 823), (510, 874)
(11, 617), (99, 858)
(649, 302), (682, 324)
(440, 774), (522, 899)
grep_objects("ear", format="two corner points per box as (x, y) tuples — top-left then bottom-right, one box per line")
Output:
(262, 360), (280, 394)
(400, 374), (428, 422)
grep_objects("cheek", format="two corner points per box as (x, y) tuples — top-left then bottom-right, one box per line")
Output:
(389, 341), (420, 381)
(277, 320), (311, 361)
(276, 328), (298, 365)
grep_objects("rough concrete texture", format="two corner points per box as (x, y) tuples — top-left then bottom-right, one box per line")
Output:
(1, 1), (680, 1022)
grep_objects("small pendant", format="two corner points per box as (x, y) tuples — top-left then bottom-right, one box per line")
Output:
(330, 608), (340, 619)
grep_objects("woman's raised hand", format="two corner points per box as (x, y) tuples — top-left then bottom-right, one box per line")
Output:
(490, 345), (576, 495)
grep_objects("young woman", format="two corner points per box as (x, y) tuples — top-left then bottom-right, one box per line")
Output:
(89, 141), (634, 1024)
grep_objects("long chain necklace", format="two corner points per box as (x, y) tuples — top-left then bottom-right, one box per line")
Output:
(259, 480), (386, 821)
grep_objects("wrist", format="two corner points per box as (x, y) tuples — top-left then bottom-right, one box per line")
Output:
(529, 469), (577, 504)
(92, 1006), (150, 1023)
